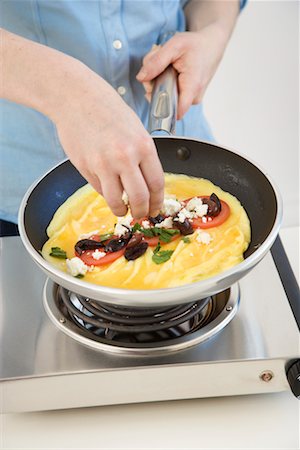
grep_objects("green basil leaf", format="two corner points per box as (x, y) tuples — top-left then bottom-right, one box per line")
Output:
(152, 250), (174, 265)
(140, 228), (155, 237)
(75, 274), (85, 279)
(158, 230), (172, 243)
(49, 247), (67, 259)
(132, 223), (142, 233)
(153, 242), (161, 254)
(182, 237), (191, 243)
(151, 227), (160, 236)
(99, 233), (113, 242)
(163, 228), (180, 236)
(139, 225), (180, 242)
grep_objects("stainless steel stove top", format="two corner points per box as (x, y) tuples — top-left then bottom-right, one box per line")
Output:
(0, 237), (299, 412)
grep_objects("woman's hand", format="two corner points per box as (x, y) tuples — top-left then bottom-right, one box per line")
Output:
(53, 65), (164, 219)
(136, 24), (236, 120)
(1, 29), (164, 219)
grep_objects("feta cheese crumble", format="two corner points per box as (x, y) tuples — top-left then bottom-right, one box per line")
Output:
(176, 207), (195, 223)
(66, 257), (88, 277)
(161, 198), (182, 216)
(186, 197), (208, 217)
(154, 216), (173, 229)
(195, 230), (212, 245)
(79, 229), (100, 239)
(122, 191), (129, 206)
(92, 250), (106, 260)
(141, 220), (151, 229)
(114, 215), (133, 237)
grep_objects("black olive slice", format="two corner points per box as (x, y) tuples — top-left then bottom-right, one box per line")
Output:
(149, 214), (165, 225)
(105, 234), (131, 253)
(125, 241), (148, 261)
(127, 233), (143, 248)
(202, 193), (222, 217)
(75, 239), (105, 256)
(173, 218), (194, 235)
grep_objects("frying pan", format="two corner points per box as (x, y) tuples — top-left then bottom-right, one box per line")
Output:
(18, 62), (282, 308)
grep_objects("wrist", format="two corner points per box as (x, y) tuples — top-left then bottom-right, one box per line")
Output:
(184, 0), (239, 42)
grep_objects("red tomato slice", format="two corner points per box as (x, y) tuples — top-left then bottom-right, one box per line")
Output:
(88, 234), (101, 241)
(143, 236), (159, 247)
(189, 198), (230, 229)
(142, 234), (180, 247)
(76, 248), (125, 266)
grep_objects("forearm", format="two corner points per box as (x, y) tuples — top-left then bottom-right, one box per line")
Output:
(184, 0), (239, 41)
(0, 29), (111, 122)
(1, 29), (164, 218)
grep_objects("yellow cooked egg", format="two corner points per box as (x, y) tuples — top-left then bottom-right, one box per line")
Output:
(42, 173), (251, 289)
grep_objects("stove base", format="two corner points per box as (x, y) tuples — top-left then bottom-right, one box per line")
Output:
(1, 237), (299, 412)
(2, 359), (290, 413)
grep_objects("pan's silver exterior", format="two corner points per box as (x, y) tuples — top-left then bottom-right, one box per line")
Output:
(18, 145), (283, 308)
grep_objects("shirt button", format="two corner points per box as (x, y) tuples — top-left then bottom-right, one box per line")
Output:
(117, 86), (126, 96)
(113, 39), (122, 50)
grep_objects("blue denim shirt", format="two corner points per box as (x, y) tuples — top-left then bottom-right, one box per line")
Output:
(0, 0), (246, 223)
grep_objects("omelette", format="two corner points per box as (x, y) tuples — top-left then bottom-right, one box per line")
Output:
(42, 173), (251, 289)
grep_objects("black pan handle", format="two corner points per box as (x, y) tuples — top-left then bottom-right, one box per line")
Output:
(148, 32), (178, 136)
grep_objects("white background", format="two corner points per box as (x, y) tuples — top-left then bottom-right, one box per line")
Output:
(205, 0), (299, 228)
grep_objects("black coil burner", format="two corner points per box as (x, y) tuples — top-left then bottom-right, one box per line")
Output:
(56, 286), (227, 347)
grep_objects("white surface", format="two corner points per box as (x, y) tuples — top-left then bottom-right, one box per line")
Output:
(0, 392), (298, 450)
(1, 4), (299, 449)
(205, 1), (299, 228)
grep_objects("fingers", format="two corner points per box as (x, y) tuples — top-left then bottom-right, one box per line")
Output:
(121, 153), (164, 219)
(177, 72), (203, 120)
(140, 151), (164, 216)
(120, 169), (150, 218)
(136, 37), (181, 82)
(142, 80), (153, 103)
(137, 33), (207, 120)
(101, 141), (164, 219)
(100, 173), (128, 217)
(77, 167), (103, 195)
(87, 174), (103, 196)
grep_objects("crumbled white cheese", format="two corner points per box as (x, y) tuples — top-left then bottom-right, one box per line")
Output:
(66, 257), (88, 277)
(141, 220), (151, 229)
(122, 191), (129, 206)
(161, 198), (182, 216)
(92, 250), (106, 260)
(114, 214), (133, 236)
(195, 230), (212, 245)
(176, 207), (195, 223)
(186, 197), (208, 218)
(79, 229), (100, 239)
(201, 216), (207, 223)
(154, 216), (173, 229)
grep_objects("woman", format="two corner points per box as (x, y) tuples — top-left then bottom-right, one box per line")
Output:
(0, 0), (246, 236)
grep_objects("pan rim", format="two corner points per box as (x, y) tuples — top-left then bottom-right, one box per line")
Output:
(18, 137), (283, 300)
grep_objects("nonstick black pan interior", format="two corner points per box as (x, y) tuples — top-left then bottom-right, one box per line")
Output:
(23, 138), (278, 259)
